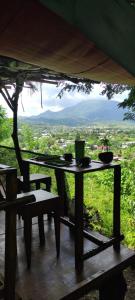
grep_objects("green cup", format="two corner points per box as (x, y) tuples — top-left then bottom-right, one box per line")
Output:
(75, 140), (85, 163)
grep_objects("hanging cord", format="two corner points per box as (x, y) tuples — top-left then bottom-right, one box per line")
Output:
(0, 175), (6, 199)
(20, 92), (25, 112)
(40, 82), (43, 108)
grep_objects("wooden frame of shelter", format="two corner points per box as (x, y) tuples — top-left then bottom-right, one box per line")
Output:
(0, 1), (135, 299)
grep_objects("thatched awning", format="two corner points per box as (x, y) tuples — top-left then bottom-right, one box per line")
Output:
(0, 0), (135, 85)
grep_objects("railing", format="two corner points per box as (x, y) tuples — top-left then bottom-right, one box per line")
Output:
(0, 144), (45, 157)
(0, 144), (47, 172)
(0, 145), (56, 190)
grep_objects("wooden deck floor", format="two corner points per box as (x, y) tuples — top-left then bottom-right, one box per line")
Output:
(0, 211), (135, 300)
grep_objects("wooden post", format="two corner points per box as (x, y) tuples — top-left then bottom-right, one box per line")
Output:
(75, 173), (84, 270)
(4, 168), (17, 300)
(99, 272), (127, 300)
(113, 165), (121, 250)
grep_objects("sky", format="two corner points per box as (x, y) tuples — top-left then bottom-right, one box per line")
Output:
(0, 83), (128, 117)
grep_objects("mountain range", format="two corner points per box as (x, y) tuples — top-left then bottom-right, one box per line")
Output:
(20, 99), (128, 126)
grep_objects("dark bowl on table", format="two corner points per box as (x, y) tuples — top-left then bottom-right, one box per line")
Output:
(98, 152), (113, 164)
(79, 156), (91, 167)
(63, 153), (73, 162)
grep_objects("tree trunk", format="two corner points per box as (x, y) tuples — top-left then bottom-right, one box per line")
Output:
(12, 105), (24, 176)
(1, 78), (25, 176)
(11, 78), (24, 176)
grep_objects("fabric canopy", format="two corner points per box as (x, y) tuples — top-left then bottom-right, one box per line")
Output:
(0, 0), (135, 85)
(40, 0), (135, 80)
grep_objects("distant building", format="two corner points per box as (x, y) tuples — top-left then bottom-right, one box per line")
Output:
(121, 141), (135, 148)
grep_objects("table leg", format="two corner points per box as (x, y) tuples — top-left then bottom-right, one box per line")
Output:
(75, 173), (84, 270)
(24, 217), (32, 269)
(23, 161), (30, 192)
(99, 272), (127, 300)
(113, 165), (121, 250)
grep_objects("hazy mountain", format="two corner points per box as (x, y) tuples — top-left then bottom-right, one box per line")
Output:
(20, 99), (128, 126)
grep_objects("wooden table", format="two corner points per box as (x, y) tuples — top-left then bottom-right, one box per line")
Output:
(23, 158), (123, 270)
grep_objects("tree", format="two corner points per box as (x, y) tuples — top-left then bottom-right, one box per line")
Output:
(0, 105), (6, 141)
(0, 105), (11, 141)
(0, 56), (96, 176)
(118, 87), (135, 121)
(101, 83), (135, 121)
(0, 76), (25, 174)
(0, 105), (6, 122)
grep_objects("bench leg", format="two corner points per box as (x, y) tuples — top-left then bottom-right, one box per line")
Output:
(99, 272), (127, 300)
(38, 215), (45, 246)
(24, 217), (32, 269)
(54, 214), (60, 258)
(36, 181), (52, 222)
(46, 182), (52, 222)
(47, 213), (52, 222)
(35, 182), (40, 189)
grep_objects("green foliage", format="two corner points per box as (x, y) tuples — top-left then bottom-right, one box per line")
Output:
(57, 82), (94, 99)
(0, 105), (5, 120)
(99, 136), (111, 151)
(19, 124), (36, 149)
(1, 123), (135, 249)
(118, 87), (135, 121)
(0, 106), (12, 142)
(101, 83), (130, 99)
(101, 83), (135, 121)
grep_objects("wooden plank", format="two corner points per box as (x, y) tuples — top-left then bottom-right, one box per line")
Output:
(13, 222), (135, 300)
(0, 214), (134, 300)
(83, 234), (124, 261)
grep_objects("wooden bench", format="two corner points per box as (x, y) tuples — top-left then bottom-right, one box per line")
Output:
(17, 173), (51, 192)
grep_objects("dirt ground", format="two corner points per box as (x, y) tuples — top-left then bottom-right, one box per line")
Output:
(80, 266), (135, 300)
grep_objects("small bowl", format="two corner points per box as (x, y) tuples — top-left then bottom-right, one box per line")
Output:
(98, 152), (113, 164)
(79, 156), (91, 167)
(63, 153), (73, 162)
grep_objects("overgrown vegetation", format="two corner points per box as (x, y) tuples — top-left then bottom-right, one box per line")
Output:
(0, 121), (135, 249)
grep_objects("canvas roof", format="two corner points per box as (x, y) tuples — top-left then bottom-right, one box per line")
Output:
(0, 0), (135, 85)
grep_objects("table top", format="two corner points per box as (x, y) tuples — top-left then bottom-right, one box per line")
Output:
(24, 158), (120, 174)
(0, 163), (16, 175)
(0, 163), (10, 169)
